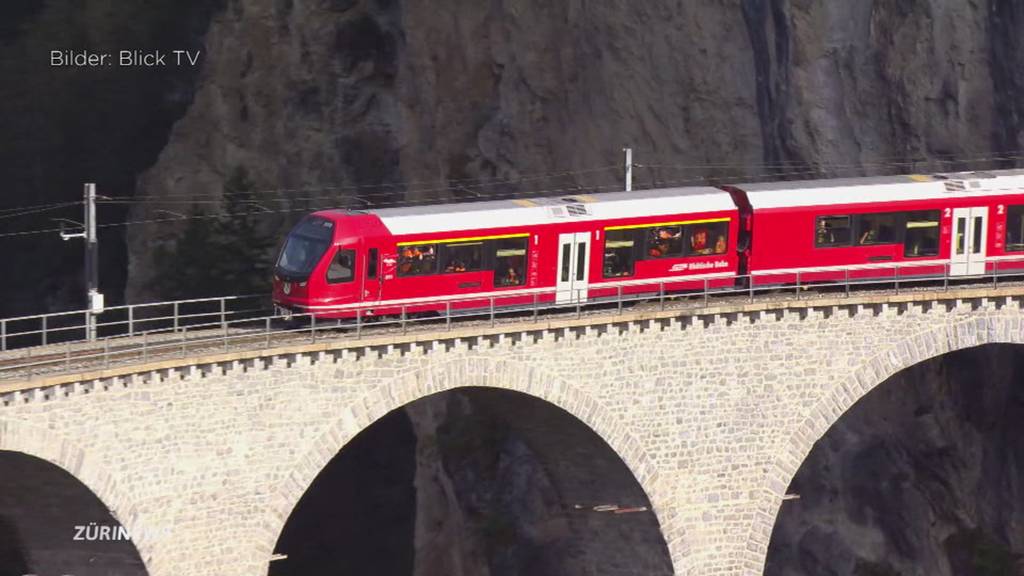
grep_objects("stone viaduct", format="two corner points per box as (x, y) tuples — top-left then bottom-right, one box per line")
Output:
(2, 285), (1024, 576)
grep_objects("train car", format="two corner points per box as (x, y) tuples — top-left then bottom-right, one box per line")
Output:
(727, 170), (1024, 286)
(272, 186), (741, 319)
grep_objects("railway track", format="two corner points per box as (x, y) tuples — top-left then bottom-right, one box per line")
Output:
(3, 275), (1023, 385)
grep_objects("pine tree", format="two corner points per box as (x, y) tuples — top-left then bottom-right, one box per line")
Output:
(149, 211), (219, 299)
(212, 166), (275, 296)
(149, 165), (275, 300)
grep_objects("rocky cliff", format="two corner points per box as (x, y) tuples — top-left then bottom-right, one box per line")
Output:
(2, 1), (1022, 308)
(766, 344), (1024, 576)
(270, 388), (670, 576)
(0, 0), (219, 315)
(123, 0), (1024, 300)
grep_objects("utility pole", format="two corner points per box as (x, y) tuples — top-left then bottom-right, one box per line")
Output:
(58, 183), (103, 341)
(624, 147), (633, 192)
(84, 183), (102, 341)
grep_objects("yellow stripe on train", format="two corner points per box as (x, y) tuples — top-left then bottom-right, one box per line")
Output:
(605, 217), (731, 231)
(396, 232), (530, 246)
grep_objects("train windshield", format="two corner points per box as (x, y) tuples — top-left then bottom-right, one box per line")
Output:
(275, 217), (334, 279)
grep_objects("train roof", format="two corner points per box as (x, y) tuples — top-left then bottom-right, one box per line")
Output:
(736, 169), (1024, 210)
(364, 185), (735, 235)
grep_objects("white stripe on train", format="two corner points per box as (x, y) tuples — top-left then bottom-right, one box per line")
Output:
(291, 271), (736, 311)
(287, 254), (1024, 313)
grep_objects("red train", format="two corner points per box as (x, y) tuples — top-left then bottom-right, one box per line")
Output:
(272, 170), (1024, 319)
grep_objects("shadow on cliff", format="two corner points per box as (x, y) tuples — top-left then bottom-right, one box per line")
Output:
(270, 387), (672, 576)
(0, 0), (224, 316)
(0, 451), (148, 576)
(0, 514), (31, 576)
(766, 344), (1024, 576)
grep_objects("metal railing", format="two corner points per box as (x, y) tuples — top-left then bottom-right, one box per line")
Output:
(3, 256), (1024, 381)
(0, 294), (269, 352)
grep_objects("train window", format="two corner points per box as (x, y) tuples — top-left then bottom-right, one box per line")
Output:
(815, 216), (852, 247)
(576, 241), (587, 281)
(1007, 205), (1024, 252)
(645, 226), (683, 258)
(290, 216), (334, 239)
(276, 217), (334, 278)
(687, 221), (729, 256)
(441, 242), (483, 273)
(560, 244), (571, 282)
(494, 238), (527, 287)
(367, 248), (378, 279)
(603, 230), (635, 277)
(397, 244), (438, 276)
(904, 210), (940, 257)
(956, 218), (966, 255)
(326, 249), (355, 284)
(972, 216), (983, 254)
(855, 213), (899, 245)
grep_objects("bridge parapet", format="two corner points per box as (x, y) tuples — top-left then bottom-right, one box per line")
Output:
(5, 264), (1024, 384)
(3, 282), (1024, 397)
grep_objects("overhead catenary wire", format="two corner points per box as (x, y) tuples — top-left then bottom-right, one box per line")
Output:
(0, 163), (623, 236)
(92, 154), (1024, 211)
(93, 152), (1024, 210)
(0, 201), (82, 216)
(1, 153), (1022, 240)
(0, 225), (68, 238)
(103, 164), (624, 200)
(648, 149), (1024, 168)
(92, 181), (631, 230)
(95, 165), (627, 207)
(638, 153), (1024, 172)
(97, 160), (1024, 226)
(0, 164), (1006, 238)
(6, 150), (1024, 206)
(100, 152), (1024, 204)
(0, 180), (625, 239)
(94, 164), (809, 211)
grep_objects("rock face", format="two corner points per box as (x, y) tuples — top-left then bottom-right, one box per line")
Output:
(0, 1), (1021, 309)
(406, 392), (572, 576)
(269, 406), (417, 576)
(0, 0), (218, 315)
(766, 344), (1024, 576)
(125, 0), (764, 300)
(405, 389), (672, 576)
(2, 1), (1023, 307)
(271, 388), (670, 576)
(742, 0), (1021, 169)
(124, 0), (1024, 300)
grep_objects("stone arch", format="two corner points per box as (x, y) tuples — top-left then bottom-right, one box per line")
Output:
(0, 417), (153, 573)
(257, 353), (684, 573)
(742, 311), (1023, 575)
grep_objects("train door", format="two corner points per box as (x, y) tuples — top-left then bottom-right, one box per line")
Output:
(556, 232), (590, 304)
(950, 207), (988, 276)
(361, 247), (381, 301)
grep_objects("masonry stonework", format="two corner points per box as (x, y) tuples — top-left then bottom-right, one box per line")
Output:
(2, 295), (1023, 576)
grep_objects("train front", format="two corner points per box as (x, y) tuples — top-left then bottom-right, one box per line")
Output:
(272, 214), (359, 319)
